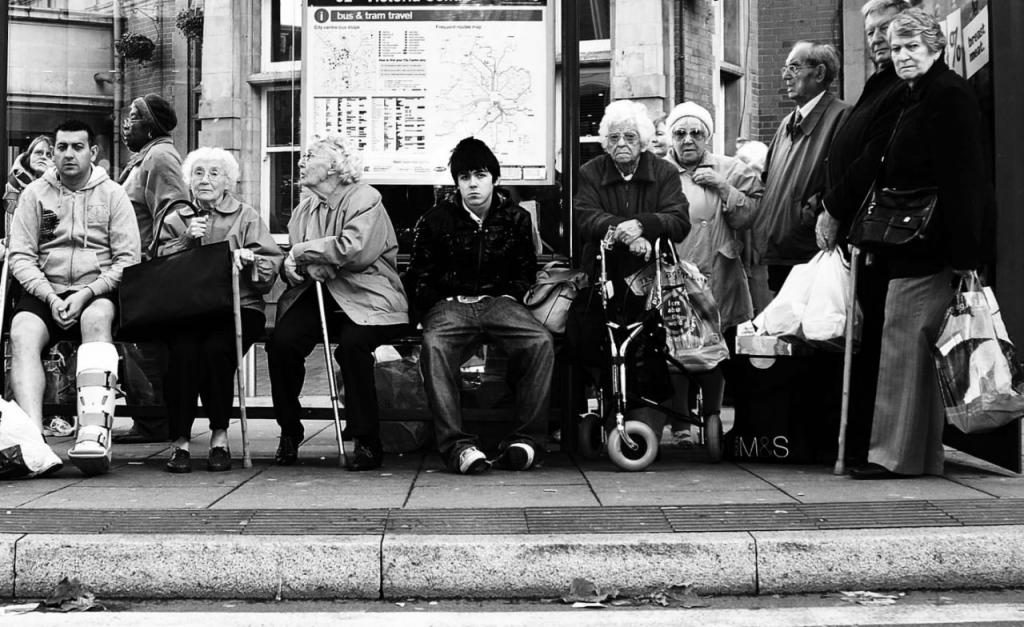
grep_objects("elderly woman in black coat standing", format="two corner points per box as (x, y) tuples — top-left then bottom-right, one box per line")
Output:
(850, 8), (991, 479)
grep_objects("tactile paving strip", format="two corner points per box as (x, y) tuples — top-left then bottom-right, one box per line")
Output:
(0, 500), (1021, 535)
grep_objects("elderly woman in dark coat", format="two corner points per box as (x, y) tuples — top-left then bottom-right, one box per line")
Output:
(160, 148), (284, 473)
(850, 8), (990, 479)
(574, 99), (691, 277)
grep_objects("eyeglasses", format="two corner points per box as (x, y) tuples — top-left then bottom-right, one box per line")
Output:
(780, 63), (818, 76)
(607, 132), (640, 145)
(672, 129), (708, 141)
(191, 167), (224, 182)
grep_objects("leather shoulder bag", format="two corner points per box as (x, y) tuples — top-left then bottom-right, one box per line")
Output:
(118, 199), (234, 338)
(847, 109), (938, 250)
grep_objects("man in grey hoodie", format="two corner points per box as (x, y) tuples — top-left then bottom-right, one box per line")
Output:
(8, 119), (141, 476)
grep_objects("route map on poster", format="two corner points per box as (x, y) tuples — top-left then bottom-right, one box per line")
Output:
(304, 0), (554, 185)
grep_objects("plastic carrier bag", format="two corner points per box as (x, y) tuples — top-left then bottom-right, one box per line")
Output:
(0, 398), (63, 478)
(648, 256), (728, 373)
(933, 272), (1024, 434)
(801, 250), (861, 342)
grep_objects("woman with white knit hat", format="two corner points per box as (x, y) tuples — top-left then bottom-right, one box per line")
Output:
(664, 101), (764, 436)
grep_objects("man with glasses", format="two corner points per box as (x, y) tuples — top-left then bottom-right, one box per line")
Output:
(751, 41), (849, 307)
(814, 0), (911, 468)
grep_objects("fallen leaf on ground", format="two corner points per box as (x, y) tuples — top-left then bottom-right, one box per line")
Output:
(42, 577), (102, 612)
(562, 577), (619, 604)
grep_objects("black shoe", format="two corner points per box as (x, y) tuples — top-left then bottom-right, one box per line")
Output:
(849, 463), (913, 480)
(275, 435), (300, 465)
(165, 448), (192, 474)
(346, 441), (383, 472)
(207, 447), (233, 472)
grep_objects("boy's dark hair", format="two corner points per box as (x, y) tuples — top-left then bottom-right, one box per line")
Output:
(54, 119), (96, 146)
(449, 137), (500, 184)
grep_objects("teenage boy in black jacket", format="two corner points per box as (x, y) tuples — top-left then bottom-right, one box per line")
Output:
(407, 137), (553, 474)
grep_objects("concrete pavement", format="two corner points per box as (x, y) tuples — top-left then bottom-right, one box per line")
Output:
(1, 414), (1023, 600)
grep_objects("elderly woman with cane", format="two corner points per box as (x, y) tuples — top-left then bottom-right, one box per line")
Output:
(159, 147), (283, 473)
(267, 136), (409, 471)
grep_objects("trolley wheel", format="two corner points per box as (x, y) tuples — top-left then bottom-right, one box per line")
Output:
(576, 412), (604, 460)
(704, 413), (723, 463)
(606, 420), (659, 471)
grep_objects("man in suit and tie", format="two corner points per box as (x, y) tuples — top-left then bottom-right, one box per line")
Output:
(751, 41), (849, 309)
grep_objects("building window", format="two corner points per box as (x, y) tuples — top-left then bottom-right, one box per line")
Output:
(270, 0), (302, 64)
(580, 0), (610, 41)
(714, 0), (751, 155)
(262, 88), (302, 235)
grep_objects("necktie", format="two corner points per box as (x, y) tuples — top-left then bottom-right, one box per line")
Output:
(789, 111), (803, 138)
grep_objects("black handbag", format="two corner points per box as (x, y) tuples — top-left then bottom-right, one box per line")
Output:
(118, 200), (234, 337)
(846, 108), (938, 250)
(847, 185), (938, 249)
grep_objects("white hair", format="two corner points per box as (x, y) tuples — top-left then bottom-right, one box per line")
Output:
(182, 147), (241, 189)
(310, 135), (363, 185)
(598, 100), (656, 149)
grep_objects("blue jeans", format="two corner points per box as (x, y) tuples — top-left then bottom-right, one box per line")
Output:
(420, 296), (554, 469)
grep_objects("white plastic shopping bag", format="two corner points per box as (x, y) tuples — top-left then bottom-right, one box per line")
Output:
(802, 250), (861, 342)
(754, 252), (820, 336)
(0, 398), (63, 478)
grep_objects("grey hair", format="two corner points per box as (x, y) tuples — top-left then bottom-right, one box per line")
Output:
(861, 0), (911, 18)
(310, 135), (363, 185)
(888, 7), (946, 55)
(793, 41), (842, 86)
(598, 100), (656, 149)
(182, 147), (240, 189)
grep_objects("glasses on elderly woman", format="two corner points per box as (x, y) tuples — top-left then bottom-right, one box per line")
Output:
(607, 132), (640, 145)
(191, 167), (224, 182)
(672, 128), (707, 141)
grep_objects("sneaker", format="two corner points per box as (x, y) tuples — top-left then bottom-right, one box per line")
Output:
(498, 442), (536, 471)
(42, 416), (75, 438)
(457, 446), (491, 475)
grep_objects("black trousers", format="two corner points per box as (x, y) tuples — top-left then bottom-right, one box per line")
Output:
(844, 256), (888, 464)
(266, 287), (406, 444)
(163, 308), (265, 441)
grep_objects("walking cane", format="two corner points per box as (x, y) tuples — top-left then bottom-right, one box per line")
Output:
(231, 263), (252, 469)
(834, 245), (861, 476)
(315, 281), (347, 467)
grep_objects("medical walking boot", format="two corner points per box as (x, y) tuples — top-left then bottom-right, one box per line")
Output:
(68, 342), (119, 476)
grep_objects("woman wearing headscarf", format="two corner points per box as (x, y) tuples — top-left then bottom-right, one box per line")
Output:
(662, 101), (762, 433)
(114, 93), (190, 445)
(118, 93), (190, 256)
(159, 148), (283, 473)
(849, 9), (990, 479)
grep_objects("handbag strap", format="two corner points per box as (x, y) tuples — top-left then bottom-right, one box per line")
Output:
(855, 107), (907, 212)
(148, 199), (204, 259)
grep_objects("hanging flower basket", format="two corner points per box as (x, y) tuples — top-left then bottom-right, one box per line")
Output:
(115, 32), (156, 64)
(175, 7), (204, 42)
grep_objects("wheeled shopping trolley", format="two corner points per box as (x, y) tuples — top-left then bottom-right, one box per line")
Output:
(575, 229), (723, 471)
